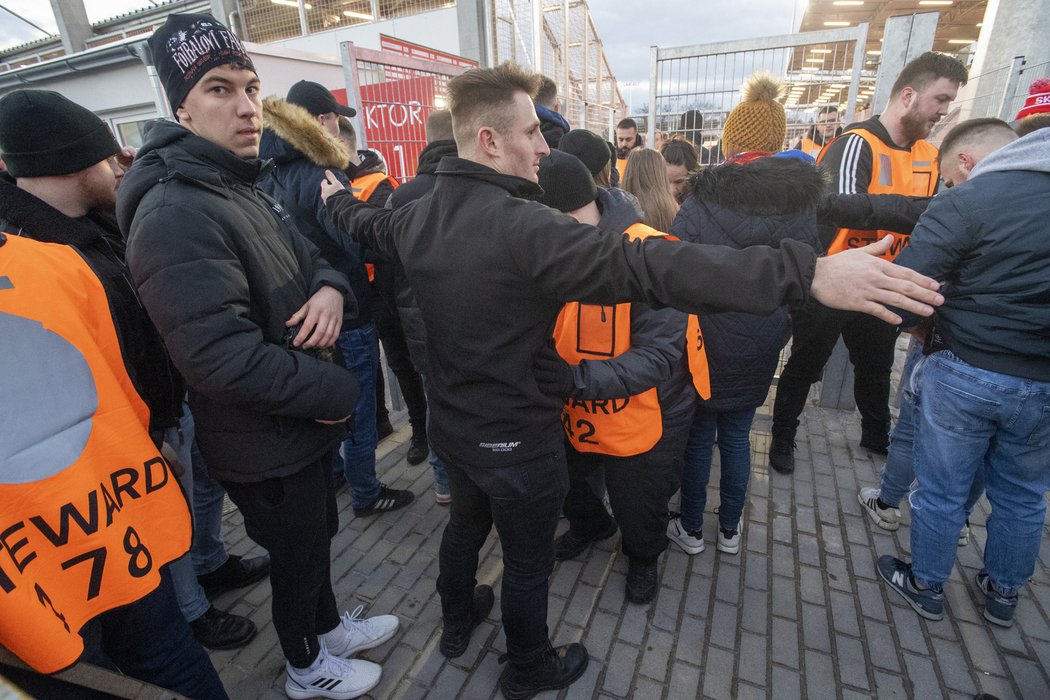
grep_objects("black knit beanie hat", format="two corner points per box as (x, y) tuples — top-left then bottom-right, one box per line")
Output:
(537, 150), (597, 213)
(147, 13), (255, 114)
(558, 128), (612, 176)
(0, 89), (119, 178)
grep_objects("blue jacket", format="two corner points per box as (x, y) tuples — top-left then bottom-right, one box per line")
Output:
(671, 156), (823, 410)
(259, 97), (371, 328)
(895, 129), (1050, 382)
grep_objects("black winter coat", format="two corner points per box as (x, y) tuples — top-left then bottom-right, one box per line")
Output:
(671, 157), (823, 411)
(327, 156), (818, 472)
(259, 97), (370, 328)
(118, 120), (358, 483)
(0, 173), (184, 436)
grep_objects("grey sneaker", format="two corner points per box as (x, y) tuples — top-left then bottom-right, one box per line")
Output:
(717, 518), (743, 555)
(666, 513), (704, 555)
(974, 571), (1018, 627)
(858, 487), (901, 531)
(877, 555), (944, 621)
(958, 519), (971, 547)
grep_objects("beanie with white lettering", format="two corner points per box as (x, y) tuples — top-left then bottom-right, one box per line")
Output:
(147, 13), (255, 114)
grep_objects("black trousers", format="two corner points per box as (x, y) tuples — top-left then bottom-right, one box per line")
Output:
(772, 297), (899, 440)
(435, 448), (568, 663)
(562, 416), (690, 565)
(372, 286), (428, 433)
(221, 456), (339, 668)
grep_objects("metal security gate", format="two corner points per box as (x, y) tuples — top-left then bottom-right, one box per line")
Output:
(339, 40), (475, 184)
(647, 24), (870, 158)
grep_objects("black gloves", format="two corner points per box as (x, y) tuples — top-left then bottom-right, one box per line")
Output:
(534, 341), (575, 398)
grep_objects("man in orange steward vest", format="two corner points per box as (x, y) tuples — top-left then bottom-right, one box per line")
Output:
(120, 14), (400, 700)
(615, 117), (643, 179)
(322, 62), (944, 699)
(792, 104), (841, 159)
(770, 52), (968, 474)
(535, 150), (699, 605)
(0, 231), (227, 697)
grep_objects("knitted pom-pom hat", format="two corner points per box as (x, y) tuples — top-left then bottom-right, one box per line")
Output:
(721, 72), (787, 156)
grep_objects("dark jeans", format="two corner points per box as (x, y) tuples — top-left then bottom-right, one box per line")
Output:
(436, 448), (569, 663)
(562, 423), (688, 565)
(221, 457), (339, 668)
(3, 570), (227, 699)
(373, 287), (428, 433)
(772, 297), (899, 440)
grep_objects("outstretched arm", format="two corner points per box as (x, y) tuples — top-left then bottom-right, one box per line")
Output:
(810, 235), (942, 325)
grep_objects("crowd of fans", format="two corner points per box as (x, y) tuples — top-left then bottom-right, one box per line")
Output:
(2, 9), (1049, 699)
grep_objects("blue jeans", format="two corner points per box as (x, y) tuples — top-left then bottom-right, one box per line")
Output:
(421, 374), (449, 495)
(910, 350), (1050, 594)
(334, 324), (381, 508)
(164, 411), (211, 622)
(681, 405), (757, 533)
(189, 440), (230, 576)
(436, 448), (568, 662)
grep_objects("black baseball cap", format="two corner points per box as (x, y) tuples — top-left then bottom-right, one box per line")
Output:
(287, 80), (356, 117)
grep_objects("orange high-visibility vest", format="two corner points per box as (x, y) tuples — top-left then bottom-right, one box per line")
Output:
(0, 234), (191, 674)
(553, 223), (710, 456)
(820, 128), (939, 261)
(616, 157), (629, 180)
(800, 136), (823, 160)
(352, 172), (400, 283)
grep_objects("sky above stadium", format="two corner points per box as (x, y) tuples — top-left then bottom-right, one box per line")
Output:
(1, 0), (803, 89)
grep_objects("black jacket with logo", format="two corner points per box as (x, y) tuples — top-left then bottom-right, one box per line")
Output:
(327, 156), (817, 471)
(118, 120), (358, 482)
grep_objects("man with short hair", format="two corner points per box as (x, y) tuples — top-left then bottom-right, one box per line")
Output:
(615, 117), (642, 177)
(857, 118), (1017, 535)
(793, 104), (840, 158)
(321, 61), (943, 698)
(534, 74), (570, 149)
(119, 14), (398, 699)
(770, 51), (968, 473)
(877, 125), (1050, 628)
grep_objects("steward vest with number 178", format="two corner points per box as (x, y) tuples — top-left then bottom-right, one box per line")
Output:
(0, 234), (191, 674)
(352, 172), (399, 283)
(553, 223), (711, 457)
(820, 127), (938, 261)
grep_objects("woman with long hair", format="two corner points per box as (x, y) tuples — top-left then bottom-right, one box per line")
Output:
(621, 148), (680, 232)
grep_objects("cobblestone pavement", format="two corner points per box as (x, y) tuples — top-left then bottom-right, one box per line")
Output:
(208, 398), (1050, 700)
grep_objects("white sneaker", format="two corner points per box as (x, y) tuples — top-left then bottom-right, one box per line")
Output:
(857, 487), (901, 531)
(285, 644), (381, 699)
(322, 605), (399, 657)
(666, 514), (704, 554)
(717, 519), (743, 554)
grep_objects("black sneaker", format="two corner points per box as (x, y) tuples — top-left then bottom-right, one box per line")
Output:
(353, 485), (415, 517)
(877, 555), (944, 621)
(406, 433), (429, 466)
(190, 605), (258, 650)
(625, 560), (658, 604)
(554, 520), (618, 561)
(376, 416), (394, 441)
(197, 553), (271, 595)
(769, 435), (795, 474)
(439, 585), (495, 658)
(974, 571), (1018, 627)
(498, 641), (589, 700)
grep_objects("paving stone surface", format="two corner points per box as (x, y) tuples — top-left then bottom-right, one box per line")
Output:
(208, 373), (1050, 699)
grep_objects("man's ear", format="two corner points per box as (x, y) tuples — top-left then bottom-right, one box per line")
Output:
(175, 105), (188, 124)
(478, 126), (499, 158)
(958, 151), (975, 176)
(899, 86), (915, 109)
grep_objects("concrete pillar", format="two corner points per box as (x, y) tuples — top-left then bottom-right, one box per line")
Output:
(457, 0), (490, 67)
(49, 0), (92, 55)
(964, 0), (1050, 120)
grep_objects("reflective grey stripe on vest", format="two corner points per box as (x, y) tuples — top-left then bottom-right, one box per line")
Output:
(879, 153), (893, 187)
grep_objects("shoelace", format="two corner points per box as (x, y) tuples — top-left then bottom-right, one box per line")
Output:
(291, 641), (356, 681)
(341, 605), (374, 635)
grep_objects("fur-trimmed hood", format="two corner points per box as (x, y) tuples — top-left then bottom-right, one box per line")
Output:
(261, 96), (350, 169)
(689, 156), (825, 217)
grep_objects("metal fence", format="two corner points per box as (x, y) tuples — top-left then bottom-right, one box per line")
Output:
(240, 0), (455, 44)
(490, 0), (624, 137)
(647, 25), (872, 160)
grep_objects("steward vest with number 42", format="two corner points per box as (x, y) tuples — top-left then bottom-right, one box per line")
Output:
(553, 223), (711, 457)
(0, 234), (191, 673)
(819, 127), (938, 261)
(352, 172), (399, 283)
